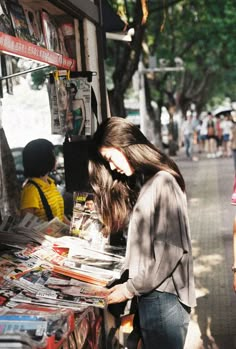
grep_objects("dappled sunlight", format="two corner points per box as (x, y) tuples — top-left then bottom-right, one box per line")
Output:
(189, 197), (201, 206)
(194, 254), (223, 277)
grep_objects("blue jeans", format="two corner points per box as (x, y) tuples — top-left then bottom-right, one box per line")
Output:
(137, 291), (191, 349)
(184, 134), (193, 158)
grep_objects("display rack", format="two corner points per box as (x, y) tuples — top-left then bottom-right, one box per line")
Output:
(0, 32), (76, 71)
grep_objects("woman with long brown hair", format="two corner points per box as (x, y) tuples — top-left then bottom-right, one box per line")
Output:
(88, 117), (196, 349)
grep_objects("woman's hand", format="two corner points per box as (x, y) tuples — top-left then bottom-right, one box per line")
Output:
(106, 283), (134, 304)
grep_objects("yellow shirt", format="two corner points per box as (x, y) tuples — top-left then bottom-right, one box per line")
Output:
(20, 177), (64, 221)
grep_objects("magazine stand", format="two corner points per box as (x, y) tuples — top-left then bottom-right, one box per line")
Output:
(0, 0), (114, 347)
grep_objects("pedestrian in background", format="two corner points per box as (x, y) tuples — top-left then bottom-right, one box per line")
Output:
(181, 111), (194, 159)
(88, 117), (196, 349)
(206, 111), (217, 158)
(221, 114), (233, 158)
(215, 116), (223, 157)
(231, 113), (236, 172)
(199, 115), (208, 154)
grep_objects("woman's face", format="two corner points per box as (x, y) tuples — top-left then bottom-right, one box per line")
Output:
(100, 146), (134, 176)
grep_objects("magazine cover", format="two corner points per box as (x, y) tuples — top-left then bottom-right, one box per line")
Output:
(54, 16), (76, 58)
(57, 78), (70, 134)
(47, 75), (62, 135)
(23, 6), (45, 47)
(70, 192), (105, 247)
(0, 0), (15, 35)
(36, 288), (106, 309)
(45, 277), (109, 298)
(6, 0), (31, 42)
(0, 280), (21, 306)
(10, 289), (99, 310)
(66, 78), (92, 136)
(47, 76), (72, 135)
(0, 305), (71, 346)
(0, 258), (18, 284)
(41, 10), (60, 53)
(57, 26), (69, 56)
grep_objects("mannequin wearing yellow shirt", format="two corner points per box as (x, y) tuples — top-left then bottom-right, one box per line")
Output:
(20, 139), (70, 224)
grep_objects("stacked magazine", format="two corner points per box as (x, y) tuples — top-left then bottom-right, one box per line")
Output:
(0, 203), (126, 311)
(0, 252), (108, 310)
(0, 304), (74, 348)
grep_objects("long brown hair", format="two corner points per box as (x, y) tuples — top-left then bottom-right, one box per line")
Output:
(89, 117), (185, 235)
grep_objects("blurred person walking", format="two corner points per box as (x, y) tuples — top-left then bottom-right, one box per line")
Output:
(221, 114), (233, 158)
(181, 111), (194, 160)
(206, 111), (217, 158)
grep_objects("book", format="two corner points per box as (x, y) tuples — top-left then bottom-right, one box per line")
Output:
(6, 0), (31, 42)
(22, 6), (45, 47)
(0, 0), (15, 35)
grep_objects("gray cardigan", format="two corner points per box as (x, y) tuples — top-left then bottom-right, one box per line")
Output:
(125, 170), (196, 308)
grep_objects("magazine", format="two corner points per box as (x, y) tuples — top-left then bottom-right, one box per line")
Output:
(0, 305), (72, 346)
(6, 0), (31, 42)
(54, 15), (76, 58)
(0, 280), (22, 306)
(66, 78), (92, 136)
(0, 0), (15, 35)
(63, 258), (123, 280)
(0, 258), (19, 284)
(48, 264), (111, 287)
(70, 192), (106, 248)
(35, 288), (106, 308)
(41, 10), (60, 52)
(45, 277), (109, 298)
(57, 26), (69, 56)
(22, 6), (45, 46)
(10, 289), (102, 309)
(47, 75), (62, 135)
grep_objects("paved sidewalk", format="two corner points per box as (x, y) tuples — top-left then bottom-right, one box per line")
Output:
(173, 152), (236, 349)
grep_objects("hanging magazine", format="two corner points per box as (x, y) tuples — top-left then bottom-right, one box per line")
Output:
(6, 0), (31, 42)
(23, 6), (45, 47)
(48, 74), (92, 136)
(41, 10), (60, 53)
(0, 0), (15, 35)
(67, 77), (92, 136)
(47, 76), (62, 135)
